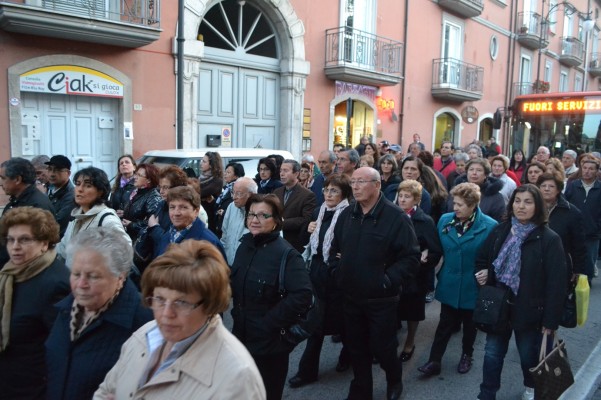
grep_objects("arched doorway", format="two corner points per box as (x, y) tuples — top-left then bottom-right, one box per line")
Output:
(479, 117), (494, 144)
(333, 99), (376, 147)
(434, 112), (458, 151)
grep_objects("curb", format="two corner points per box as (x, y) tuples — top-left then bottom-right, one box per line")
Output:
(560, 336), (601, 399)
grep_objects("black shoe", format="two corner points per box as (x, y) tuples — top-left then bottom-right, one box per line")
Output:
(417, 361), (441, 377)
(400, 345), (415, 362)
(335, 360), (350, 372)
(331, 334), (342, 343)
(288, 375), (317, 388)
(457, 354), (473, 374)
(387, 382), (403, 400)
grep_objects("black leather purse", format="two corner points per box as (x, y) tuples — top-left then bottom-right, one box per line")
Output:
(559, 285), (577, 328)
(472, 284), (511, 334)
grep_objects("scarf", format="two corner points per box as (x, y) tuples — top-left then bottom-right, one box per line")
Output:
(0, 249), (57, 351)
(169, 219), (196, 243)
(441, 210), (477, 237)
(493, 217), (537, 295)
(120, 176), (133, 188)
(70, 285), (122, 341)
(309, 199), (349, 261)
(216, 182), (234, 206)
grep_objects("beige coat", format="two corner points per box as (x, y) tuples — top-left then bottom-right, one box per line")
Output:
(93, 316), (265, 400)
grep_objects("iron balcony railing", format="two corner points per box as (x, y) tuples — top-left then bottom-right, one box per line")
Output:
(561, 36), (585, 59)
(513, 82), (535, 97)
(3, 0), (160, 27)
(325, 26), (404, 75)
(432, 58), (483, 92)
(517, 11), (544, 38)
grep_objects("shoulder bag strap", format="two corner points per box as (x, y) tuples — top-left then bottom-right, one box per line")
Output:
(98, 211), (112, 227)
(278, 248), (293, 297)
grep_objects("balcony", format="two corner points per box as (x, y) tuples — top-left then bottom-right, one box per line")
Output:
(431, 58), (483, 102)
(559, 36), (584, 67)
(516, 11), (548, 50)
(589, 53), (601, 78)
(324, 27), (404, 87)
(0, 0), (161, 48)
(438, 0), (483, 18)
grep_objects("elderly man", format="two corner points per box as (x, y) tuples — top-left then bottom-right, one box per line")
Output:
(312, 150), (337, 206)
(31, 154), (50, 193)
(45, 155), (75, 238)
(433, 141), (456, 179)
(220, 177), (258, 265)
(562, 150), (579, 178)
(535, 146), (550, 163)
(412, 133), (426, 151)
(336, 149), (360, 178)
(274, 160), (316, 252)
(329, 167), (420, 400)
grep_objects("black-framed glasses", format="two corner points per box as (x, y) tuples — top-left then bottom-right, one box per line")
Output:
(246, 212), (273, 221)
(5, 236), (38, 246)
(146, 296), (203, 315)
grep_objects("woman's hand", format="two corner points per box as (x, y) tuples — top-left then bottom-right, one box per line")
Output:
(420, 249), (429, 264)
(148, 215), (159, 228)
(122, 219), (131, 228)
(475, 269), (488, 286)
(308, 221), (317, 233)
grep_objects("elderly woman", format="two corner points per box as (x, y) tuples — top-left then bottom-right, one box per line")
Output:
(199, 151), (224, 233)
(94, 240), (266, 399)
(231, 193), (313, 400)
(466, 144), (483, 160)
(110, 155), (136, 216)
(395, 180), (442, 362)
(418, 183), (497, 377)
(57, 167), (131, 265)
(0, 207), (70, 399)
(46, 229), (152, 400)
(148, 185), (224, 260)
(153, 165), (190, 231)
(360, 154), (375, 168)
(545, 158), (566, 182)
(122, 163), (162, 242)
(522, 161), (545, 185)
(289, 174), (353, 388)
(299, 162), (314, 189)
(256, 157), (283, 194)
(490, 156), (517, 205)
(475, 185), (566, 400)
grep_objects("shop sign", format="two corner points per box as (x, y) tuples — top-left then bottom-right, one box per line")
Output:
(20, 65), (124, 98)
(335, 81), (377, 102)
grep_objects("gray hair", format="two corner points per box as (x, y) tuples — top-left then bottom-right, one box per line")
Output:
(282, 159), (300, 173)
(345, 149), (360, 166)
(453, 153), (469, 163)
(235, 176), (258, 194)
(31, 155), (50, 168)
(66, 228), (133, 277)
(1, 157), (36, 184)
(563, 149), (577, 160)
(466, 144), (483, 158)
(321, 150), (337, 163)
(301, 154), (315, 163)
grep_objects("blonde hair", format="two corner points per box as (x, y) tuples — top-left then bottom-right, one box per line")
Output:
(450, 182), (481, 208)
(397, 179), (423, 203)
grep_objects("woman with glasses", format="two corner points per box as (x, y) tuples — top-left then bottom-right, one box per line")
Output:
(256, 158), (283, 194)
(148, 186), (224, 260)
(0, 207), (70, 399)
(57, 167), (131, 266)
(46, 228), (151, 400)
(289, 174), (352, 388)
(94, 240), (266, 399)
(231, 193), (313, 400)
(122, 163), (162, 243)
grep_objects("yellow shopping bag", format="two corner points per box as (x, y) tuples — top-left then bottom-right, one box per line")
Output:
(576, 275), (589, 327)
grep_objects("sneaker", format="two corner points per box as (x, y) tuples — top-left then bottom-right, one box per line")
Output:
(425, 291), (435, 303)
(522, 387), (534, 400)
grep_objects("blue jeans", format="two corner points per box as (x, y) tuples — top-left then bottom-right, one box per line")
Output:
(584, 238), (599, 280)
(478, 329), (542, 400)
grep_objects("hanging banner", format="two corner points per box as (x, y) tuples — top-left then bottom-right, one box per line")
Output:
(20, 65), (124, 98)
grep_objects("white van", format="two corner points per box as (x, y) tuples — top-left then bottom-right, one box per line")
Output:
(137, 148), (295, 178)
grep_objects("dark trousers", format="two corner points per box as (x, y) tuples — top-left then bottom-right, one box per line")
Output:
(429, 303), (477, 363)
(297, 332), (350, 379)
(253, 352), (289, 400)
(344, 299), (402, 400)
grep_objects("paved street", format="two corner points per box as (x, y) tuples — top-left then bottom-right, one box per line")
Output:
(257, 280), (601, 400)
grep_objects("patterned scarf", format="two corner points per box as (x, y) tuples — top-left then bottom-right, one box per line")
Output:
(70, 285), (122, 341)
(309, 199), (349, 261)
(0, 249), (57, 351)
(216, 181), (234, 206)
(493, 217), (537, 295)
(442, 210), (477, 237)
(169, 219), (195, 243)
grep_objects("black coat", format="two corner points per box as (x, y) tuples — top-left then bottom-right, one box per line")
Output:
(329, 194), (421, 302)
(547, 194), (587, 279)
(110, 178), (135, 212)
(256, 178), (284, 194)
(405, 207), (442, 294)
(0, 256), (70, 399)
(230, 232), (313, 356)
(448, 175), (506, 222)
(200, 176), (224, 233)
(476, 223), (567, 331)
(123, 187), (162, 241)
(565, 179), (601, 239)
(48, 181), (75, 238)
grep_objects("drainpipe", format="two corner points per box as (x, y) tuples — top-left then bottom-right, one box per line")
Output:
(399, 0), (409, 148)
(502, 0), (517, 151)
(176, 0), (185, 149)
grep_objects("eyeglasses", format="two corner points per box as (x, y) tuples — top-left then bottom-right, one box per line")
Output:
(135, 173), (147, 179)
(350, 179), (378, 186)
(159, 185), (171, 191)
(232, 191), (249, 198)
(246, 212), (273, 221)
(5, 236), (38, 246)
(146, 296), (203, 315)
(322, 188), (341, 196)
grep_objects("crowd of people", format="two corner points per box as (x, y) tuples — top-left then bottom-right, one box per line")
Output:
(0, 135), (598, 400)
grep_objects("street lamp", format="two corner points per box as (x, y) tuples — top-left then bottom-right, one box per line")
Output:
(535, 0), (594, 93)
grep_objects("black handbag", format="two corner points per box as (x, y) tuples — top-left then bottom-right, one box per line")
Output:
(133, 228), (153, 273)
(472, 284), (511, 334)
(529, 332), (574, 400)
(559, 285), (577, 328)
(278, 248), (318, 346)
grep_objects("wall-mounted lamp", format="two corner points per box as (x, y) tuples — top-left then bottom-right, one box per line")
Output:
(376, 96), (395, 112)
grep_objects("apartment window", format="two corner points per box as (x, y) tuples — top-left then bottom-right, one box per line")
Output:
(559, 70), (568, 91)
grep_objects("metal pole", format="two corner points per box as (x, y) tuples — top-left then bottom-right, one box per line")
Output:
(176, 0), (185, 149)
(536, 0), (546, 94)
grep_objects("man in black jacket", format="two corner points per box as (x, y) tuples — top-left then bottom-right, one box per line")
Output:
(0, 157), (55, 266)
(45, 155), (75, 238)
(329, 167), (420, 400)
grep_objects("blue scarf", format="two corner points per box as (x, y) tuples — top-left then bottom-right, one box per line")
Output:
(493, 217), (537, 295)
(169, 219), (196, 243)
